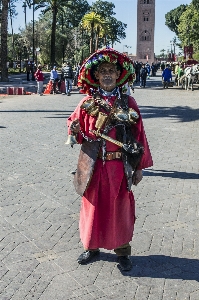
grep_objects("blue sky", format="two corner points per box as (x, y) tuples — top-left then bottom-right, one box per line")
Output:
(9, 0), (192, 55)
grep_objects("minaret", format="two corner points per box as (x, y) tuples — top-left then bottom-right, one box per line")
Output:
(136, 0), (155, 64)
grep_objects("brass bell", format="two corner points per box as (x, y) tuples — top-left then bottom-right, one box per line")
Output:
(65, 134), (78, 146)
(128, 108), (139, 124)
(80, 99), (95, 111)
(114, 108), (129, 122)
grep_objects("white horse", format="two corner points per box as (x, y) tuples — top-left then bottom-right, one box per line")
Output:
(182, 64), (199, 91)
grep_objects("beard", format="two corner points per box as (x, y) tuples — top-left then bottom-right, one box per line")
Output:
(100, 77), (116, 91)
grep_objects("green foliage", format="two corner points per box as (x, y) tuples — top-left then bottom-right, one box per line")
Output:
(5, 0), (128, 67)
(178, 3), (199, 51)
(193, 51), (199, 61)
(192, 0), (199, 9)
(88, 0), (126, 47)
(165, 1), (199, 58)
(90, 0), (115, 18)
(165, 5), (187, 36)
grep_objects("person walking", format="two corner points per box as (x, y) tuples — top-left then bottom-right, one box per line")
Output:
(50, 66), (60, 94)
(26, 62), (31, 81)
(145, 63), (151, 79)
(61, 61), (74, 95)
(162, 64), (172, 88)
(34, 64), (44, 95)
(66, 48), (153, 272)
(74, 63), (81, 87)
(140, 63), (148, 88)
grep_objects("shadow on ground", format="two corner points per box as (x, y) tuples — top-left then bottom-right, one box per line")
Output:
(143, 169), (199, 180)
(92, 252), (199, 280)
(140, 105), (199, 122)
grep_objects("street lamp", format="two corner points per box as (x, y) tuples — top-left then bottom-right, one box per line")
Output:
(123, 45), (132, 53)
(170, 40), (173, 54)
(22, 2), (27, 27)
(32, 0), (35, 64)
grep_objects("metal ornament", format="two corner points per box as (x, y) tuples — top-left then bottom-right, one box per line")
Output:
(80, 99), (99, 116)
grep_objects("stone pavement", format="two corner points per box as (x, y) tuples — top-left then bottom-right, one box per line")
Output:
(0, 72), (199, 300)
(0, 72), (51, 94)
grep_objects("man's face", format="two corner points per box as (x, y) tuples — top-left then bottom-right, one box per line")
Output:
(95, 62), (120, 92)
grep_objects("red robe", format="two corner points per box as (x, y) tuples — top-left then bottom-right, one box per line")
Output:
(67, 94), (153, 250)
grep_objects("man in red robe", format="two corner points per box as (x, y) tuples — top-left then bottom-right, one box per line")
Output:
(67, 48), (153, 272)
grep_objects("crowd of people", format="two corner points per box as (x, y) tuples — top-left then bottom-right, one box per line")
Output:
(22, 57), (198, 96)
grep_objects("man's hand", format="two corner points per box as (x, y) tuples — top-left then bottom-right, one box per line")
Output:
(132, 170), (143, 186)
(70, 119), (80, 134)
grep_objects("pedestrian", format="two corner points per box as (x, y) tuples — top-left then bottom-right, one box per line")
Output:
(74, 63), (81, 86)
(66, 47), (153, 272)
(145, 63), (151, 79)
(30, 62), (35, 81)
(61, 61), (74, 95)
(161, 61), (165, 71)
(162, 64), (172, 88)
(134, 61), (141, 83)
(26, 62), (30, 81)
(34, 64), (44, 95)
(50, 66), (60, 94)
(151, 63), (156, 76)
(140, 63), (148, 88)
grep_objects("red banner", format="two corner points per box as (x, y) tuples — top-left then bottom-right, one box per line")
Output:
(184, 45), (193, 59)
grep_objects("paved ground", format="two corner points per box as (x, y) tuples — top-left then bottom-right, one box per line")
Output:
(0, 72), (199, 300)
(0, 72), (52, 94)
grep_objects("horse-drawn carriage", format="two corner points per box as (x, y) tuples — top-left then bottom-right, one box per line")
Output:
(179, 60), (199, 91)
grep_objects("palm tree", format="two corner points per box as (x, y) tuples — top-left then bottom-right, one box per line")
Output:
(1, 0), (9, 81)
(34, 0), (72, 66)
(95, 21), (105, 50)
(81, 12), (103, 54)
(160, 49), (166, 58)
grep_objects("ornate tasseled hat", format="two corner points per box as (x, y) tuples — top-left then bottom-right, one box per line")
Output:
(78, 47), (135, 94)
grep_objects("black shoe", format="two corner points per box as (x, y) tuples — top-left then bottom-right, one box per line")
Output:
(118, 256), (132, 271)
(77, 250), (100, 264)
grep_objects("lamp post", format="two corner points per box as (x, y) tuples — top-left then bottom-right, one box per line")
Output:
(61, 14), (65, 63)
(32, 0), (35, 64)
(22, 2), (27, 27)
(81, 26), (84, 64)
(170, 40), (173, 54)
(123, 45), (132, 53)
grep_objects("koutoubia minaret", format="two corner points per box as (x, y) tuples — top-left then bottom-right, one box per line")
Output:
(136, 0), (155, 64)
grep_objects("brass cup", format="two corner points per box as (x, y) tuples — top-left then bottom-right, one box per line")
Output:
(95, 112), (108, 131)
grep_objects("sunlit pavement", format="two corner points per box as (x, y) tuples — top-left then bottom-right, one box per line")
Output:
(1, 71), (199, 299)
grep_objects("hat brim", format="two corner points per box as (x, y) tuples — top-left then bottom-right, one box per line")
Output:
(78, 48), (135, 94)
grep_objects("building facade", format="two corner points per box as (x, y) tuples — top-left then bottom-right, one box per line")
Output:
(136, 0), (155, 64)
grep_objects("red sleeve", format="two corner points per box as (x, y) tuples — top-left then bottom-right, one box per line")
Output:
(67, 95), (98, 144)
(128, 96), (153, 170)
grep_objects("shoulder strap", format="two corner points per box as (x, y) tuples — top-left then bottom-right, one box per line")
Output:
(120, 93), (129, 110)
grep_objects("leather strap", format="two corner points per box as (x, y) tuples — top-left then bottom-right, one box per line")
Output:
(74, 141), (101, 196)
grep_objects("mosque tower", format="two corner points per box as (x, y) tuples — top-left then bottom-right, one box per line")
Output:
(136, 0), (155, 64)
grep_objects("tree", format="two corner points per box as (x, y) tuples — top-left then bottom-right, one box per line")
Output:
(81, 12), (103, 54)
(90, 0), (115, 19)
(178, 3), (199, 53)
(89, 0), (126, 48)
(105, 17), (126, 47)
(160, 49), (166, 58)
(34, 0), (89, 65)
(192, 0), (199, 9)
(1, 0), (9, 81)
(165, 4), (187, 36)
(34, 0), (71, 66)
